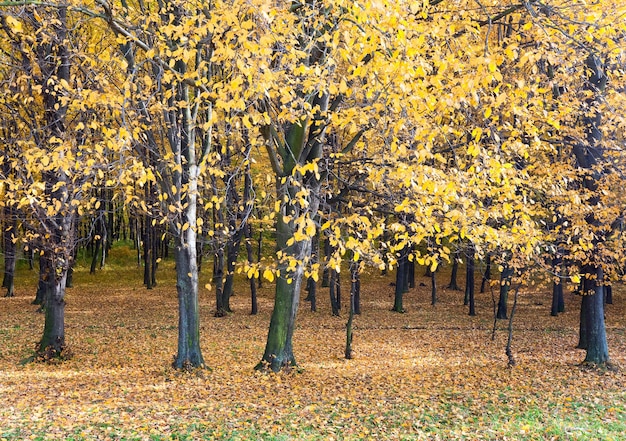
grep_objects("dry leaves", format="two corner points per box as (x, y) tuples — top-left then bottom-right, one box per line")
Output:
(1, 261), (625, 440)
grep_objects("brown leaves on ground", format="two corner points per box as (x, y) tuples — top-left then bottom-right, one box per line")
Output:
(1, 263), (625, 440)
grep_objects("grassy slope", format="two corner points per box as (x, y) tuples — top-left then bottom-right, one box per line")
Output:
(1, 246), (625, 440)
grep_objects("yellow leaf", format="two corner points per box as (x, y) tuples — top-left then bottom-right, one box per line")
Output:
(430, 260), (439, 272)
(263, 269), (274, 283)
(6, 16), (23, 33)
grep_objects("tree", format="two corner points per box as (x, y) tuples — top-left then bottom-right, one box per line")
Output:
(97, 0), (223, 368)
(0, 3), (118, 359)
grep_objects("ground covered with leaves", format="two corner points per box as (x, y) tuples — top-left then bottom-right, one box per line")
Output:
(1, 254), (625, 440)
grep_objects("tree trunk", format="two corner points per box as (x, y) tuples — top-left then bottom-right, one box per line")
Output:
(143, 214), (154, 289)
(551, 281), (564, 317)
(466, 246), (476, 316)
(580, 267), (609, 364)
(392, 248), (407, 313)
(213, 247), (226, 317)
(345, 261), (359, 359)
(407, 253), (415, 289)
(329, 269), (341, 316)
(173, 235), (205, 369)
(321, 237), (331, 288)
(2, 207), (16, 297)
(257, 213), (311, 372)
(605, 285), (612, 305)
(245, 223), (258, 315)
(480, 254), (491, 293)
(304, 234), (318, 303)
(431, 267), (437, 306)
(257, 230), (263, 288)
(572, 54), (609, 365)
(447, 250), (461, 290)
(550, 255), (564, 316)
(497, 265), (513, 319)
(37, 256), (68, 360)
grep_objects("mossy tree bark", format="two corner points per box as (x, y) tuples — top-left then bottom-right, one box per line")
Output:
(257, 207), (312, 372)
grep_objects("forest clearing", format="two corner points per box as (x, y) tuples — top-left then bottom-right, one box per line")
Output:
(1, 248), (625, 440)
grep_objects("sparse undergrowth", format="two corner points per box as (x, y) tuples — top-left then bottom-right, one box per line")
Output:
(1, 250), (625, 440)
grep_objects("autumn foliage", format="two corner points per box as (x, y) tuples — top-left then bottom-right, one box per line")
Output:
(1, 0), (626, 437)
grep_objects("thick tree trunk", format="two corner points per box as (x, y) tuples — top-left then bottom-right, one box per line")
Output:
(580, 267), (609, 364)
(173, 235), (205, 369)
(37, 256), (67, 359)
(551, 281), (564, 317)
(572, 54), (609, 365)
(257, 213), (311, 372)
(392, 248), (407, 313)
(605, 285), (612, 305)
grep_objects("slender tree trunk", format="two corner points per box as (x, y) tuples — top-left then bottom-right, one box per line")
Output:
(480, 254), (491, 293)
(143, 214), (153, 289)
(345, 261), (359, 359)
(213, 246), (226, 317)
(550, 255), (564, 316)
(245, 223), (258, 315)
(257, 230), (263, 288)
(3, 207), (16, 297)
(407, 253), (415, 289)
(497, 265), (513, 319)
(304, 234), (318, 303)
(392, 247), (407, 313)
(222, 231), (243, 312)
(90, 216), (102, 274)
(321, 237), (331, 287)
(466, 246), (476, 316)
(431, 267), (437, 306)
(447, 250), (461, 290)
(505, 284), (520, 367)
(329, 269), (341, 316)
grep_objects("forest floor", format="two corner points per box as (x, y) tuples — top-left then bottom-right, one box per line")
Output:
(1, 246), (625, 440)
